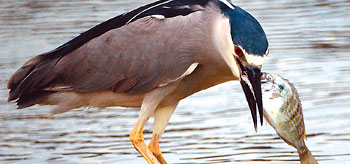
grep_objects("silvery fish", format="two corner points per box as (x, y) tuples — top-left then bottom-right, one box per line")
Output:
(261, 73), (318, 164)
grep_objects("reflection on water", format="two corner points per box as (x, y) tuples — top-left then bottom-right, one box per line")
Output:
(0, 0), (349, 163)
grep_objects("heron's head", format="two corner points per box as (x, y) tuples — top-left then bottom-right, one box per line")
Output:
(218, 2), (269, 130)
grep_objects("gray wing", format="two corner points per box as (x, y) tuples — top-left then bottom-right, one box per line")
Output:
(52, 16), (195, 94)
(8, 13), (202, 108)
(8, 0), (217, 108)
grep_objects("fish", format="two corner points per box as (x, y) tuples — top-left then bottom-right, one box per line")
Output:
(261, 73), (318, 164)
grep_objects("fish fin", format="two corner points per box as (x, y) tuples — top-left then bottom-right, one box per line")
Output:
(298, 146), (318, 164)
(278, 134), (297, 149)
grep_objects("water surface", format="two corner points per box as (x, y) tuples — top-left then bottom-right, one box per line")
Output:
(0, 0), (350, 163)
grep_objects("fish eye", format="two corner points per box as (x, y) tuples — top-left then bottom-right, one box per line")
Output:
(234, 46), (243, 57)
(278, 84), (284, 91)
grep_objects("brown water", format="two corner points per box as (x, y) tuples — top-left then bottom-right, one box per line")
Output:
(0, 0), (350, 163)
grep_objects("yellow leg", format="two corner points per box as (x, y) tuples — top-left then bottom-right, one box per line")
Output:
(130, 121), (159, 164)
(148, 104), (178, 164)
(149, 135), (166, 164)
(130, 85), (176, 164)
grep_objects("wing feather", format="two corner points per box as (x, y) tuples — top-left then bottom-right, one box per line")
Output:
(54, 17), (196, 93)
(7, 0), (219, 108)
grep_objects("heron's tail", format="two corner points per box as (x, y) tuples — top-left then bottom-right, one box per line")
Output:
(298, 146), (318, 164)
(7, 54), (57, 108)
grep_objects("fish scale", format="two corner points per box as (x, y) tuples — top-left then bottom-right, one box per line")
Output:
(262, 73), (317, 164)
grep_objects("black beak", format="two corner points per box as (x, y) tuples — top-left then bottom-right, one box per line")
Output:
(238, 61), (263, 130)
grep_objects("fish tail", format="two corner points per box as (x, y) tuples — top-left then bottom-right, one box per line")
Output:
(298, 146), (318, 164)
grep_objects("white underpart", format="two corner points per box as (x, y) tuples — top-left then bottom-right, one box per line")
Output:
(159, 63), (199, 87)
(213, 17), (240, 79)
(263, 93), (284, 129)
(151, 14), (165, 20)
(220, 0), (235, 9)
(126, 0), (172, 24)
(245, 54), (265, 67)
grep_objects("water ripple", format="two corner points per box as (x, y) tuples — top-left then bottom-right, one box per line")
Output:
(1, 0), (350, 163)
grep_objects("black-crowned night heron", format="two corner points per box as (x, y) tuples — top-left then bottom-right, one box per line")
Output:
(8, 0), (269, 163)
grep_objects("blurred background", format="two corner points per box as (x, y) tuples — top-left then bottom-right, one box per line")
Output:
(0, 0), (349, 163)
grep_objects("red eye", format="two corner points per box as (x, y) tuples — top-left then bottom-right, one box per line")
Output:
(234, 46), (243, 57)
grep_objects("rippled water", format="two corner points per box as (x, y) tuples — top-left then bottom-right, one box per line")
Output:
(1, 0), (350, 163)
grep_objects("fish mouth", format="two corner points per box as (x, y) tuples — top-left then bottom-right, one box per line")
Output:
(261, 72), (275, 92)
(261, 72), (269, 89)
(236, 59), (263, 130)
